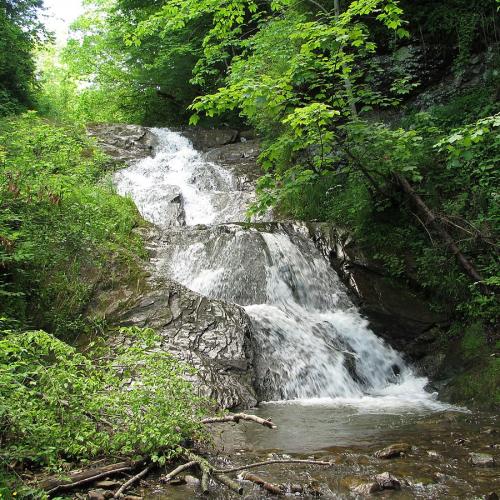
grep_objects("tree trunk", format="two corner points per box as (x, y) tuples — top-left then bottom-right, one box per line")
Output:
(394, 173), (486, 288)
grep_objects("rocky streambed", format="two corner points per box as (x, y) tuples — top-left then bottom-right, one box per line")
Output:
(142, 408), (499, 499)
(85, 124), (499, 499)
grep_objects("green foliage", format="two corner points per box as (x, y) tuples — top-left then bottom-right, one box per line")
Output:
(0, 112), (145, 336)
(0, 0), (47, 115)
(0, 327), (210, 467)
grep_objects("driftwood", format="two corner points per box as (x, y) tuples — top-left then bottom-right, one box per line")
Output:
(184, 450), (243, 495)
(42, 462), (135, 495)
(241, 472), (284, 495)
(114, 464), (153, 498)
(160, 461), (197, 483)
(213, 459), (333, 474)
(201, 412), (277, 429)
(38, 412), (329, 497)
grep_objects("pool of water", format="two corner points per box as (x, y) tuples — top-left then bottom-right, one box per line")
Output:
(144, 402), (499, 499)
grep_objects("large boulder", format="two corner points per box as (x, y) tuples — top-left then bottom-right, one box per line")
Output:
(88, 228), (257, 410)
(180, 127), (239, 151)
(204, 140), (262, 191)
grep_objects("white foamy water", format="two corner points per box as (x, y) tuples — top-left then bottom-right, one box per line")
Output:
(115, 128), (451, 411)
(114, 128), (252, 226)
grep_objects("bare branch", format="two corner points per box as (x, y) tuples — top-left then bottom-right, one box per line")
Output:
(213, 459), (333, 474)
(114, 464), (153, 498)
(201, 413), (277, 429)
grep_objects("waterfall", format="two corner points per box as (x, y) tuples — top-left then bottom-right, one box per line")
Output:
(115, 128), (436, 404)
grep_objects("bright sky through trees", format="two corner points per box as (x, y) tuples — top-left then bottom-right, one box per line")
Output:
(41, 0), (83, 41)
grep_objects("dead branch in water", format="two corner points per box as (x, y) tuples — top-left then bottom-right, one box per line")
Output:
(241, 472), (284, 495)
(184, 450), (244, 495)
(213, 459), (333, 474)
(201, 412), (277, 429)
(160, 461), (197, 483)
(42, 462), (136, 495)
(114, 464), (153, 498)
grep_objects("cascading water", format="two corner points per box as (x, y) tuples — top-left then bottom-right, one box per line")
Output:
(115, 128), (443, 408)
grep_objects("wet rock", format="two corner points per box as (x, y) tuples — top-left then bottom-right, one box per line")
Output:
(469, 452), (495, 467)
(87, 489), (113, 500)
(290, 484), (304, 493)
(204, 140), (261, 191)
(433, 472), (449, 483)
(113, 261), (258, 409)
(306, 479), (323, 496)
(87, 124), (157, 163)
(374, 472), (401, 490)
(95, 480), (121, 489)
(427, 450), (443, 460)
(374, 443), (411, 459)
(169, 477), (186, 486)
(483, 428), (497, 435)
(484, 493), (499, 500)
(183, 474), (200, 486)
(181, 127), (239, 151)
(352, 481), (382, 495)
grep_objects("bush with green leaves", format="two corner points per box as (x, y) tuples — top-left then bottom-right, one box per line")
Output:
(0, 112), (145, 336)
(0, 327), (211, 467)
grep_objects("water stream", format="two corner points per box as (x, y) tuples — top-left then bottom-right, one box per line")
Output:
(114, 129), (499, 498)
(115, 128), (438, 405)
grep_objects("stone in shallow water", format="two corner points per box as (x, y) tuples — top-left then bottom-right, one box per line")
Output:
(352, 481), (382, 495)
(374, 472), (401, 490)
(374, 443), (411, 459)
(484, 492), (499, 500)
(468, 452), (495, 467)
(183, 474), (200, 486)
(87, 489), (113, 500)
(95, 480), (120, 489)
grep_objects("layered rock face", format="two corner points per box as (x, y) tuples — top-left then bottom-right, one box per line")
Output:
(87, 124), (158, 163)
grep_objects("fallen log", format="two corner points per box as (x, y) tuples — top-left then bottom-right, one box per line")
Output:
(43, 463), (134, 495)
(201, 412), (277, 429)
(241, 472), (284, 495)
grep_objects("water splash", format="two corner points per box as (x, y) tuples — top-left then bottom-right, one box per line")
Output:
(115, 128), (447, 408)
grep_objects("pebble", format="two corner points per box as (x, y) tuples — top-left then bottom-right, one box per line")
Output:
(87, 489), (113, 500)
(183, 474), (200, 486)
(427, 450), (443, 459)
(95, 480), (120, 489)
(352, 481), (382, 495)
(374, 443), (411, 459)
(469, 452), (495, 467)
(483, 428), (497, 435)
(373, 472), (401, 490)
